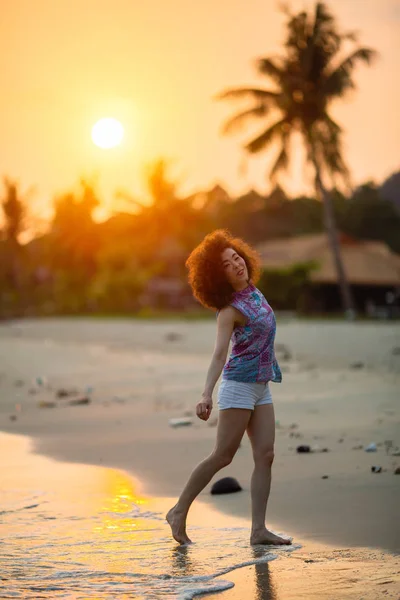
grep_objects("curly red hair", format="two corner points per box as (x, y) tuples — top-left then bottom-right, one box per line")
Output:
(185, 229), (261, 310)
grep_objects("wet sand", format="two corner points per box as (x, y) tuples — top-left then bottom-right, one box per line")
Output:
(1, 317), (400, 598)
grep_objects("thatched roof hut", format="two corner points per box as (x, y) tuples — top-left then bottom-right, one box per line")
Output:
(257, 233), (400, 286)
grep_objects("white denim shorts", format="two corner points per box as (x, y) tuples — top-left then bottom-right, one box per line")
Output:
(217, 379), (273, 411)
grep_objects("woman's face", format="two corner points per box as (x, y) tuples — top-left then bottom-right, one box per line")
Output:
(221, 247), (249, 290)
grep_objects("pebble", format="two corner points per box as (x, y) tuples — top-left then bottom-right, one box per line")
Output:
(211, 477), (242, 495)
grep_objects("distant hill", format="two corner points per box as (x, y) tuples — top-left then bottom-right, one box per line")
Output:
(380, 171), (400, 213)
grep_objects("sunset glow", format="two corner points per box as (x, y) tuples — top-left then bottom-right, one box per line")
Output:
(91, 118), (124, 149)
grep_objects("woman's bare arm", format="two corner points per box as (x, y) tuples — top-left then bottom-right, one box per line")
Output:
(196, 307), (235, 420)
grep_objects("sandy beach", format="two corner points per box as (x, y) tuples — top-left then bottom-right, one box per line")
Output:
(1, 316), (399, 599)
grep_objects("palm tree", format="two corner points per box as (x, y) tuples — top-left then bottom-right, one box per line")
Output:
(217, 2), (376, 317)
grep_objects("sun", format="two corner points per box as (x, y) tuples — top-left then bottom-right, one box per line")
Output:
(91, 118), (124, 149)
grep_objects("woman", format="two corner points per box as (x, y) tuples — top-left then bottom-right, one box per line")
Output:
(166, 230), (292, 546)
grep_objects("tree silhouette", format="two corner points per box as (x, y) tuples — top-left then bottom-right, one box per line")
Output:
(217, 2), (376, 316)
(1, 178), (28, 294)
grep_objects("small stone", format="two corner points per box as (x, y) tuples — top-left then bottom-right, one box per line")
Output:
(296, 445), (311, 453)
(350, 362), (364, 369)
(352, 444), (363, 450)
(394, 467), (400, 475)
(9, 415), (17, 421)
(391, 347), (400, 355)
(321, 475), (329, 479)
(211, 477), (242, 495)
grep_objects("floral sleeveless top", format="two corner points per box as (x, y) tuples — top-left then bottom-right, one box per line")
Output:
(222, 283), (282, 384)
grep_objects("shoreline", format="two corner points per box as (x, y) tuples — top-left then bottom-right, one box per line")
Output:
(2, 429), (399, 600)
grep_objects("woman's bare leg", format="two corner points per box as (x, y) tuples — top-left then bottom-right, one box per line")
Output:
(246, 404), (291, 545)
(166, 408), (252, 544)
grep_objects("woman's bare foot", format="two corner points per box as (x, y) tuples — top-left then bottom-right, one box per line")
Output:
(250, 528), (292, 546)
(166, 505), (192, 545)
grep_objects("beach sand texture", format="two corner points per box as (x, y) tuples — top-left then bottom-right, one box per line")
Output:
(1, 317), (399, 599)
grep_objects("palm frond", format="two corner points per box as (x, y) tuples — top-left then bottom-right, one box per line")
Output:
(245, 119), (287, 154)
(322, 113), (342, 133)
(216, 87), (280, 102)
(256, 57), (285, 84)
(323, 47), (377, 97)
(221, 105), (269, 136)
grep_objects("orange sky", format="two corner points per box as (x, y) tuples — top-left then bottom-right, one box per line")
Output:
(1, 0), (399, 221)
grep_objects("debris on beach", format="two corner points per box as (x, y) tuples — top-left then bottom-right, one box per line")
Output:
(365, 442), (377, 452)
(169, 417), (193, 428)
(391, 346), (400, 355)
(68, 396), (90, 406)
(165, 332), (182, 342)
(352, 444), (364, 450)
(311, 445), (330, 453)
(9, 415), (17, 421)
(35, 376), (49, 388)
(296, 445), (311, 453)
(296, 445), (329, 453)
(349, 362), (364, 369)
(321, 475), (329, 479)
(38, 400), (56, 408)
(56, 388), (78, 398)
(211, 477), (242, 495)
(371, 466), (382, 473)
(394, 467), (400, 475)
